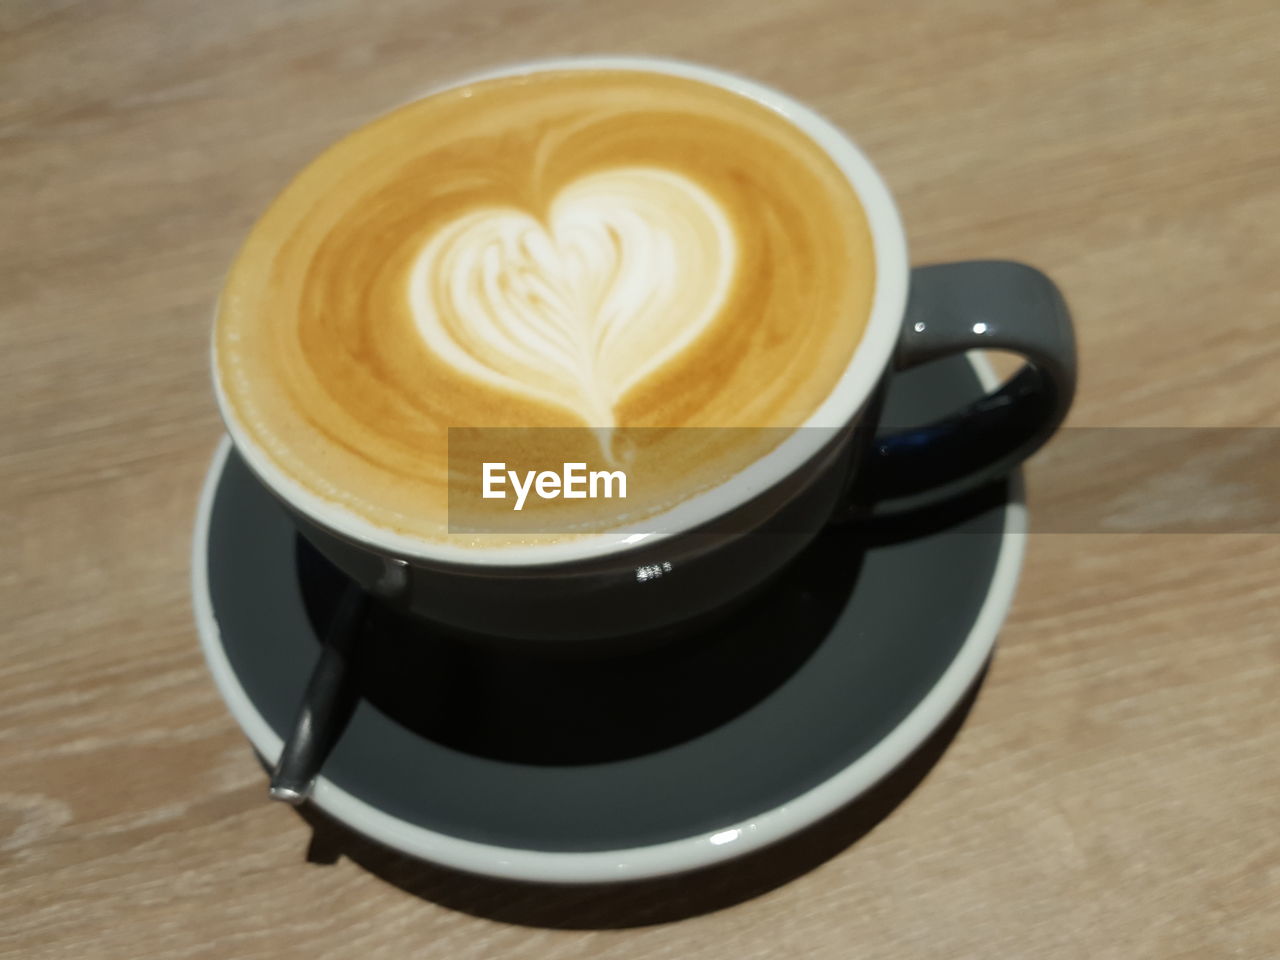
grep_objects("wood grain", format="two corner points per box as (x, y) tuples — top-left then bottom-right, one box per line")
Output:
(2, 1), (1277, 957)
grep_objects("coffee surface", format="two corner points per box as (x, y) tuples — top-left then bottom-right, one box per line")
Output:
(215, 69), (875, 543)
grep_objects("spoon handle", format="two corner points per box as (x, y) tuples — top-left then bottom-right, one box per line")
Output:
(268, 581), (369, 805)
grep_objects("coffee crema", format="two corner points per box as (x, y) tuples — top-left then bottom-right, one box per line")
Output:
(215, 69), (876, 544)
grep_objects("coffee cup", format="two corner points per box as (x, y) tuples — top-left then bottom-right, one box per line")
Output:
(212, 55), (1075, 645)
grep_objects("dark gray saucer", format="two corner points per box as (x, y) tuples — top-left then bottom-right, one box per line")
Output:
(193, 355), (1023, 882)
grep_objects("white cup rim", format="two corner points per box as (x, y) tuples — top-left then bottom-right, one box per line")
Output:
(213, 55), (910, 568)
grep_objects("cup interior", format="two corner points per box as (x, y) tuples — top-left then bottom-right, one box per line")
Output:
(213, 55), (910, 568)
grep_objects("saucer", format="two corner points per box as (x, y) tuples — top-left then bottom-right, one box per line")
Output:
(192, 354), (1024, 884)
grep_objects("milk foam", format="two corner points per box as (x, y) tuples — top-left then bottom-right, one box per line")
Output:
(408, 167), (736, 433)
(214, 68), (878, 545)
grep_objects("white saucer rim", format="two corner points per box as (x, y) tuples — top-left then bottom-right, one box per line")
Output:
(191, 353), (1025, 884)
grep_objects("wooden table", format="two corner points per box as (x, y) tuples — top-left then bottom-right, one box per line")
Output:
(4, 1), (1277, 957)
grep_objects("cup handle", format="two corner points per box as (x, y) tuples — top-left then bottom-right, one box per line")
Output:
(863, 260), (1077, 503)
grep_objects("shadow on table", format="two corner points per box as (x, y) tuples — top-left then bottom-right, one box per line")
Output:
(290, 665), (986, 929)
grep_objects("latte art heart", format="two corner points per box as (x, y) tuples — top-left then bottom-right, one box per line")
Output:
(408, 167), (737, 429)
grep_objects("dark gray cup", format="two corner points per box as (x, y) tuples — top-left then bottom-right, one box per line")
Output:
(213, 61), (1075, 647)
